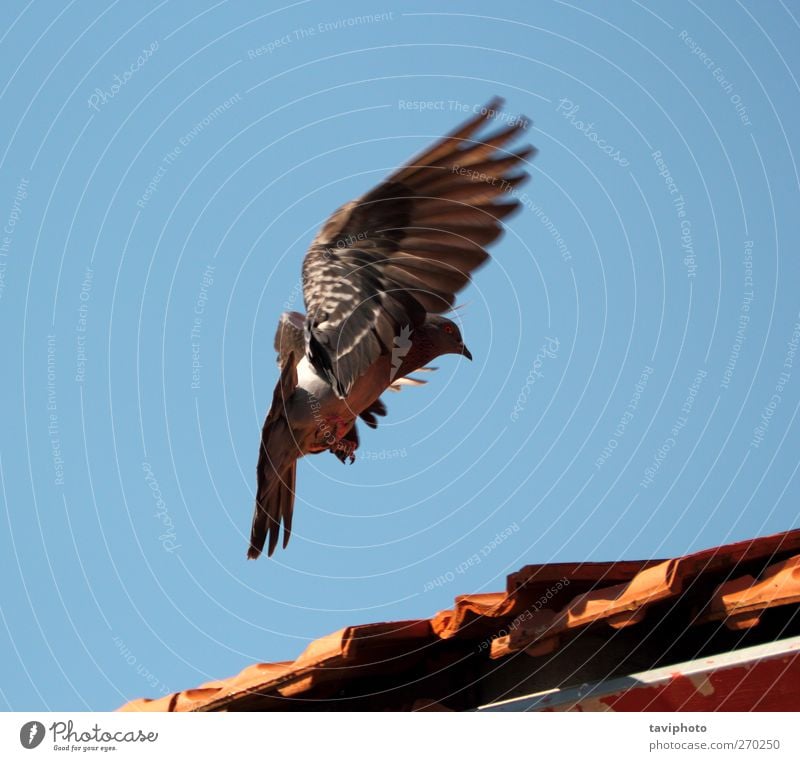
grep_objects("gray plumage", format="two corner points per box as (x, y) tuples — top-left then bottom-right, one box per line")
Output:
(249, 97), (533, 559)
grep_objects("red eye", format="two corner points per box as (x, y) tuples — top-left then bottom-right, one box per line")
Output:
(444, 324), (454, 334)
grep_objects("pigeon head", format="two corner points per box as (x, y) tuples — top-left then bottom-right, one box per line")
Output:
(425, 315), (472, 361)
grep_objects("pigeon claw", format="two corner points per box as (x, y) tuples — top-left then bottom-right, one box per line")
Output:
(331, 438), (357, 465)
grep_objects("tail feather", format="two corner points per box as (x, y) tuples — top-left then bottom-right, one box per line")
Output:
(281, 459), (297, 549)
(248, 456), (296, 559)
(248, 352), (299, 559)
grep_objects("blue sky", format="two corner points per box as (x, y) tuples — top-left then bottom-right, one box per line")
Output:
(1, 0), (799, 711)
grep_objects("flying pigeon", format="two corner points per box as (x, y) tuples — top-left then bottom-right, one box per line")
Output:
(248, 97), (533, 558)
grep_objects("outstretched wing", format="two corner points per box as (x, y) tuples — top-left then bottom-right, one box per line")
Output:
(302, 96), (533, 398)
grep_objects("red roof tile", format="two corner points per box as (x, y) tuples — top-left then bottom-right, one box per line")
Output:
(119, 528), (800, 712)
(703, 555), (800, 629)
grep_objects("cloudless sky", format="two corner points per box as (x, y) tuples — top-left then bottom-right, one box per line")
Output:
(1, 0), (799, 711)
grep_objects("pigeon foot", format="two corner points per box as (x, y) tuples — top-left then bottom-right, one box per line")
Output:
(331, 438), (356, 464)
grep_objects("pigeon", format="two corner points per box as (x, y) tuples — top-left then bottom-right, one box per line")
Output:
(248, 96), (533, 558)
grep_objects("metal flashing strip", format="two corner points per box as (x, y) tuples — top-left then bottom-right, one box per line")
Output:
(478, 635), (800, 712)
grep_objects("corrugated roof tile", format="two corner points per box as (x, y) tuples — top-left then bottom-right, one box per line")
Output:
(118, 528), (800, 711)
(704, 555), (800, 629)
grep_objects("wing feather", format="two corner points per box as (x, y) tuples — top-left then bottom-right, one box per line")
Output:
(301, 97), (533, 397)
(273, 311), (306, 368)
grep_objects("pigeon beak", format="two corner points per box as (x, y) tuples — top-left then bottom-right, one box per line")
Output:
(461, 344), (473, 361)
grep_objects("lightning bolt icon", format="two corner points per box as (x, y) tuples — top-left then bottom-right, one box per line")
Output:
(28, 723), (39, 746)
(390, 325), (412, 380)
